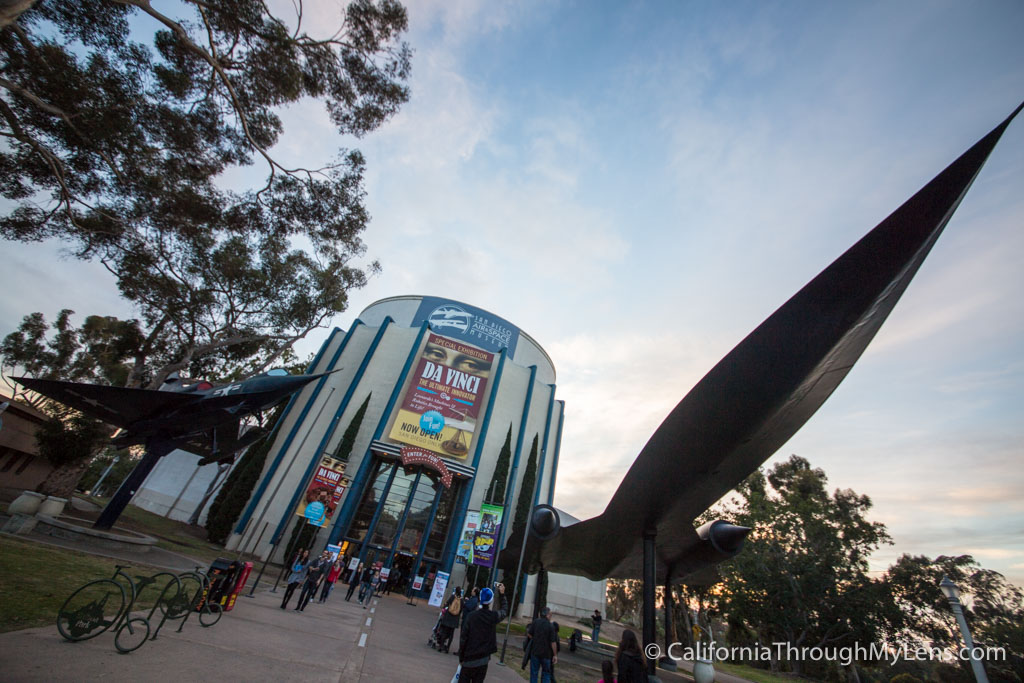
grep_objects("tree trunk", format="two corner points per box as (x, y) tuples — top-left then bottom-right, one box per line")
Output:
(36, 456), (92, 498)
(188, 461), (232, 525)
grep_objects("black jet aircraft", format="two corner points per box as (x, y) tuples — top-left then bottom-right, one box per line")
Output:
(499, 101), (1022, 673)
(15, 368), (331, 529)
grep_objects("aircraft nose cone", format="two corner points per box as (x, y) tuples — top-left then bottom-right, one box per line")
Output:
(708, 522), (751, 554)
(530, 504), (561, 540)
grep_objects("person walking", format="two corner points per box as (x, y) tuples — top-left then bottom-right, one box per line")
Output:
(526, 606), (558, 683)
(453, 586), (479, 657)
(280, 549), (309, 610)
(362, 568), (380, 608)
(615, 630), (646, 683)
(345, 562), (364, 601)
(457, 583), (508, 682)
(296, 550), (330, 611)
(436, 586), (463, 653)
(318, 558), (343, 603)
(358, 565), (374, 603)
(591, 609), (603, 644)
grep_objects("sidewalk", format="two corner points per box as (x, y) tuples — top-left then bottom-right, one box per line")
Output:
(0, 584), (524, 682)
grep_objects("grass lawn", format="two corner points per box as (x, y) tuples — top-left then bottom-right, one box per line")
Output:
(76, 496), (234, 566)
(0, 536), (170, 633)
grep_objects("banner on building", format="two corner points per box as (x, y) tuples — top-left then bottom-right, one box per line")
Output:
(388, 333), (493, 461)
(455, 511), (480, 565)
(412, 296), (521, 357)
(294, 455), (347, 527)
(400, 446), (453, 488)
(472, 503), (503, 568)
(428, 571), (450, 607)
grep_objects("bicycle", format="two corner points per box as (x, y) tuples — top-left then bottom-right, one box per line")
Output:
(57, 565), (181, 653)
(169, 566), (223, 633)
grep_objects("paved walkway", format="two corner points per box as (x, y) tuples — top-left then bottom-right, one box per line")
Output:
(0, 583), (524, 682)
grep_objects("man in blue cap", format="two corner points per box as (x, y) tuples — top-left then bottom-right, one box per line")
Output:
(457, 582), (507, 682)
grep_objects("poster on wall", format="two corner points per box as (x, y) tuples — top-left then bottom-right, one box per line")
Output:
(428, 571), (450, 607)
(388, 333), (493, 460)
(455, 511), (480, 565)
(472, 503), (503, 568)
(294, 455), (347, 527)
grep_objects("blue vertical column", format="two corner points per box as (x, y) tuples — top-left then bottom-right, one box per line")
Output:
(493, 365), (537, 576)
(357, 461), (399, 565)
(406, 480), (446, 598)
(384, 470), (422, 567)
(236, 325), (354, 535)
(329, 321), (430, 546)
(439, 349), (508, 575)
(547, 401), (565, 506)
(270, 318), (393, 546)
(533, 385), (556, 507)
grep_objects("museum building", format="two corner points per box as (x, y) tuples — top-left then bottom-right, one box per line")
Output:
(224, 296), (585, 610)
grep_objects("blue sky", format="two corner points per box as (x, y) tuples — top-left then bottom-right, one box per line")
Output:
(2, 0), (1023, 584)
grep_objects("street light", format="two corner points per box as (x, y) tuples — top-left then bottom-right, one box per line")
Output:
(939, 575), (989, 683)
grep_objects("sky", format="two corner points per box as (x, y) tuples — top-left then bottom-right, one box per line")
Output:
(2, 1), (1023, 585)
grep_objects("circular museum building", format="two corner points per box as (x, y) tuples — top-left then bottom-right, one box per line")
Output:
(226, 296), (566, 603)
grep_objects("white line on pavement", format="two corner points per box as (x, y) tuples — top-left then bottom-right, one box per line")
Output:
(365, 617), (372, 627)
(358, 633), (367, 648)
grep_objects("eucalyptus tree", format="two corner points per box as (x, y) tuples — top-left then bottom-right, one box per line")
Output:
(1, 0), (412, 384)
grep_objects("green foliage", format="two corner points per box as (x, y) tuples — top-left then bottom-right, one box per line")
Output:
(34, 408), (109, 468)
(507, 434), (538, 611)
(333, 393), (371, 461)
(886, 554), (1024, 681)
(713, 455), (897, 675)
(486, 425), (513, 505)
(77, 449), (138, 495)
(606, 578), (643, 625)
(205, 406), (284, 544)
(889, 674), (923, 683)
(1, 0), (412, 380)
(533, 568), (549, 620)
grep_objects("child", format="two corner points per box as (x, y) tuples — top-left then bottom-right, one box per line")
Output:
(599, 659), (616, 683)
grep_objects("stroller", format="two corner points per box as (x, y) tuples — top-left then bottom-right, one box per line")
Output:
(427, 610), (444, 649)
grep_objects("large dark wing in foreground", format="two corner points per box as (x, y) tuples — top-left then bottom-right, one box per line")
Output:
(12, 377), (200, 429)
(503, 102), (1023, 584)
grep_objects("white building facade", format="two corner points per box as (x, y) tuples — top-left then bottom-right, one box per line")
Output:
(226, 296), (603, 615)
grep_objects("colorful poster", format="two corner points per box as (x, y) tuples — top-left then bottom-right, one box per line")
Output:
(294, 455), (347, 527)
(326, 544), (341, 561)
(472, 503), (503, 568)
(412, 576), (424, 591)
(428, 571), (450, 607)
(388, 333), (493, 460)
(456, 511), (480, 565)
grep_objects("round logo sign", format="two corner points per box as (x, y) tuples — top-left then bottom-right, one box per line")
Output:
(427, 305), (472, 333)
(420, 410), (445, 434)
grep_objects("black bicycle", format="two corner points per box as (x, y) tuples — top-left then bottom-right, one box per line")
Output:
(57, 565), (181, 653)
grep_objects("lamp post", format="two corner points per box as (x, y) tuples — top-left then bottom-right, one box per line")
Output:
(939, 575), (989, 683)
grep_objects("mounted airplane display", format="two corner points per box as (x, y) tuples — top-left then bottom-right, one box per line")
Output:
(15, 368), (331, 529)
(500, 101), (1022, 675)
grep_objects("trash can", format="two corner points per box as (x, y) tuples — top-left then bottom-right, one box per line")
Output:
(203, 557), (240, 609)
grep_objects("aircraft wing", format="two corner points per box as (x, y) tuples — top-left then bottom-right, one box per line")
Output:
(501, 102), (1023, 585)
(12, 376), (201, 429)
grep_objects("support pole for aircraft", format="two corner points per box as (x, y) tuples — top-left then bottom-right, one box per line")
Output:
(662, 575), (677, 671)
(643, 529), (657, 678)
(94, 439), (175, 530)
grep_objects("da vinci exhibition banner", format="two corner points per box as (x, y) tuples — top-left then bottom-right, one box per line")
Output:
(388, 333), (493, 460)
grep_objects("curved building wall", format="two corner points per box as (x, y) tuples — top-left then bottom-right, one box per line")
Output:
(228, 297), (564, 602)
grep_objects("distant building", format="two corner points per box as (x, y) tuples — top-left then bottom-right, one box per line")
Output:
(0, 397), (53, 492)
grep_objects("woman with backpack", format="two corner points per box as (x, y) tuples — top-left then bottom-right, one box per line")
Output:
(436, 586), (463, 653)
